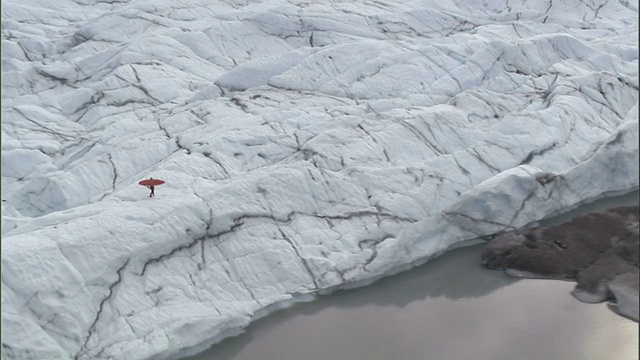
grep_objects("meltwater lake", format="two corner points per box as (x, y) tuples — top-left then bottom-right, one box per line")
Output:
(183, 192), (639, 360)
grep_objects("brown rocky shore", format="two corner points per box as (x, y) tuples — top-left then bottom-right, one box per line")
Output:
(482, 205), (639, 321)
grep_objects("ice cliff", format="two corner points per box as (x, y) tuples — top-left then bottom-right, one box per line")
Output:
(1, 0), (638, 359)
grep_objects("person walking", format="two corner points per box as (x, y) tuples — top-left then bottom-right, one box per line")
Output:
(138, 177), (164, 197)
(148, 178), (155, 197)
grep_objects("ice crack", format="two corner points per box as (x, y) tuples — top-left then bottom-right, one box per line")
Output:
(75, 259), (130, 360)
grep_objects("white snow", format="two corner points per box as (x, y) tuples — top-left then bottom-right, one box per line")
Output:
(1, 0), (638, 359)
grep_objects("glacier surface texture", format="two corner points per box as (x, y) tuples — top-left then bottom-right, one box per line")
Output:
(1, 0), (638, 359)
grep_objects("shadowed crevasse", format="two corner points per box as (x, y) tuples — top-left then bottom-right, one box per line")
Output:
(482, 205), (639, 321)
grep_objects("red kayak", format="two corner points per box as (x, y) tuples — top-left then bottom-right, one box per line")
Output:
(139, 178), (165, 186)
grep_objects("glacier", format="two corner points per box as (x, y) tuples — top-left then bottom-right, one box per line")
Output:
(1, 0), (638, 359)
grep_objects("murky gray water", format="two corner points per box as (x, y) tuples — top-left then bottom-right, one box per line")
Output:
(182, 191), (639, 360)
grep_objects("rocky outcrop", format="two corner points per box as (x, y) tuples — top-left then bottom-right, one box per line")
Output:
(482, 206), (639, 321)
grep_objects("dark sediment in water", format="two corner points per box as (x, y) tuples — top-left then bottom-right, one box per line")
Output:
(482, 205), (639, 321)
